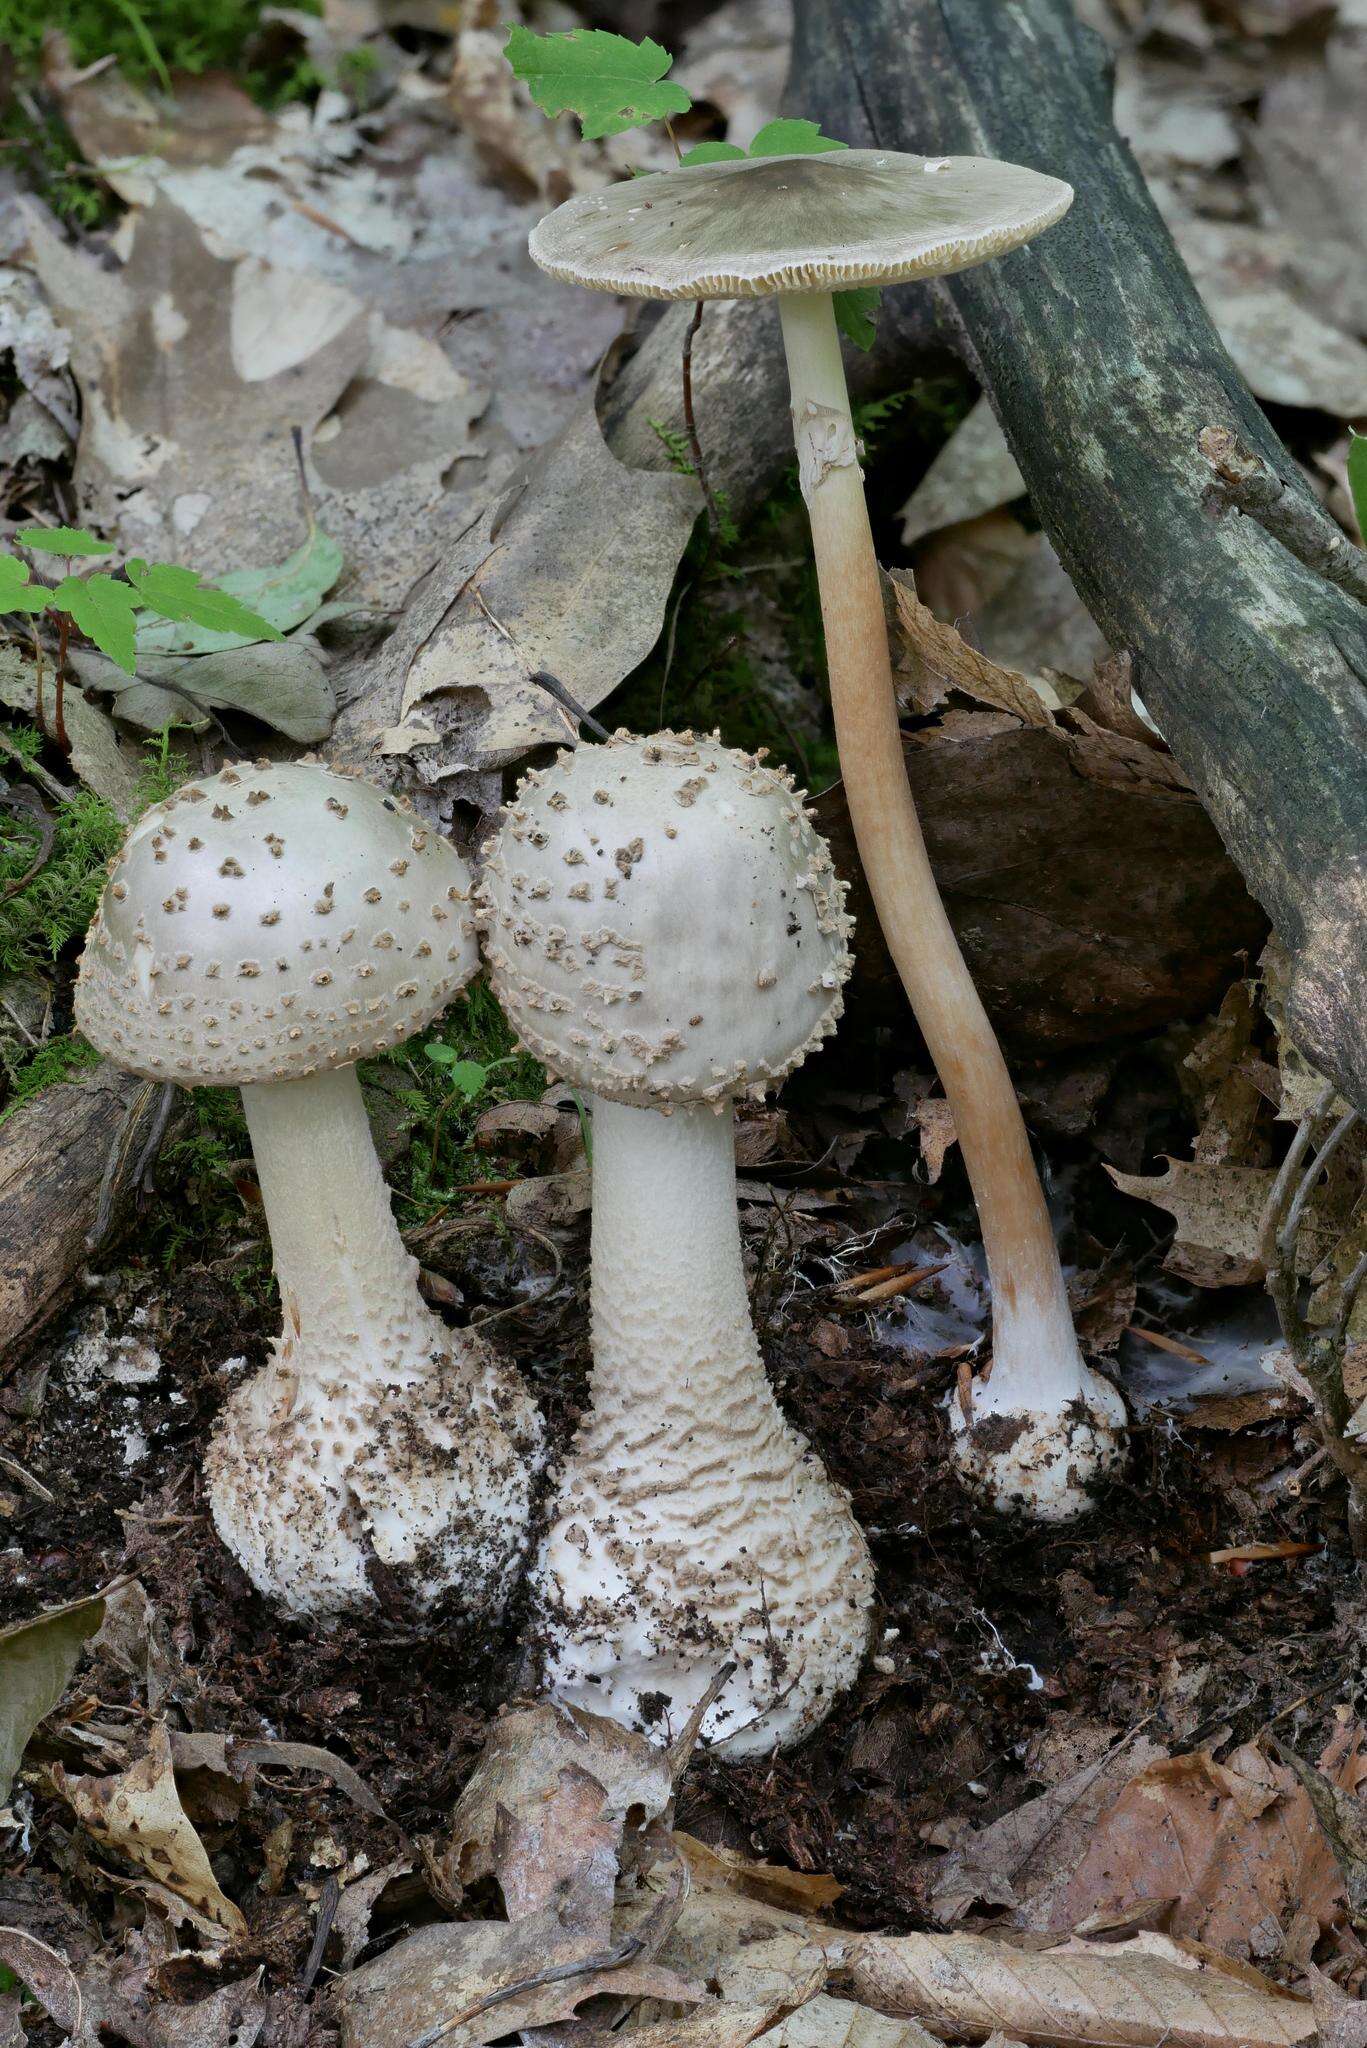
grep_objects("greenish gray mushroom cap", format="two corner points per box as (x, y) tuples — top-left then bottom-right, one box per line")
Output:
(528, 148), (1074, 300)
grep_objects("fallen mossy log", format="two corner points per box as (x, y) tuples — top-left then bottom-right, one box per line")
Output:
(791, 0), (1367, 1112)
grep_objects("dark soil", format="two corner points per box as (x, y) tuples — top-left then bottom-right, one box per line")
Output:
(3, 1053), (1361, 1984)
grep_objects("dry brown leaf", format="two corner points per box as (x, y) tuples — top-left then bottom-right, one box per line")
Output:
(1160, 201), (1367, 419)
(444, 1702), (674, 1903)
(493, 1764), (621, 1940)
(898, 397), (1025, 548)
(1046, 1732), (1367, 1965)
(761, 1998), (942, 2048)
(0, 1930), (82, 2035)
(26, 195), (485, 603)
(844, 1929), (1315, 2048)
(1106, 1157), (1349, 1288)
(921, 1734), (1170, 1926)
(54, 1722), (246, 1938)
(891, 575), (1052, 728)
(331, 1915), (704, 2048)
(675, 1835), (843, 1917)
(355, 406), (699, 778)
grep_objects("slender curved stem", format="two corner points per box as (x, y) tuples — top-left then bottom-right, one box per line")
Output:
(777, 290), (1082, 1394)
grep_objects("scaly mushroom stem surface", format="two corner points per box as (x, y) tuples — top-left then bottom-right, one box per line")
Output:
(539, 1092), (871, 1753)
(779, 291), (1123, 1520)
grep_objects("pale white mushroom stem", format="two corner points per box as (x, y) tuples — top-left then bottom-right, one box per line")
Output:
(240, 1064), (441, 1380)
(779, 292), (1123, 1520)
(541, 1091), (870, 1753)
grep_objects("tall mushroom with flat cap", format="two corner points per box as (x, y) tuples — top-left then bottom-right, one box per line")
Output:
(528, 152), (1124, 1523)
(77, 760), (544, 1620)
(480, 729), (874, 1754)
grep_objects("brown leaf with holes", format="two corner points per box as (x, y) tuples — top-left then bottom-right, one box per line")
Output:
(53, 1722), (246, 1937)
(1046, 1729), (1367, 1965)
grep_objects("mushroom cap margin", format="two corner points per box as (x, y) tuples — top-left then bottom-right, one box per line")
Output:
(529, 148), (1074, 302)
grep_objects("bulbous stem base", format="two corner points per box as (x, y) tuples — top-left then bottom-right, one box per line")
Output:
(532, 1095), (873, 1754)
(206, 1066), (543, 1618)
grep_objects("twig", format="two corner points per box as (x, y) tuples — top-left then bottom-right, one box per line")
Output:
(681, 301), (723, 539)
(0, 1451), (55, 1503)
(53, 610), (71, 756)
(525, 668), (613, 743)
(0, 725), (72, 806)
(299, 1873), (340, 1994)
(0, 781), (55, 904)
(1198, 425), (1367, 608)
(1258, 1082), (1367, 1557)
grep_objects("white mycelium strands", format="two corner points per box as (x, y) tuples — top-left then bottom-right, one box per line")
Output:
(480, 731), (874, 1753)
(77, 760), (544, 1619)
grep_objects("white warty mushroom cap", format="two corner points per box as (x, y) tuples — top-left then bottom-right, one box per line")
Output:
(76, 760), (480, 1083)
(477, 730), (852, 1107)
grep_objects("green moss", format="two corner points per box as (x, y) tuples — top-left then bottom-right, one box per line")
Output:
(0, 785), (125, 980)
(0, 724), (186, 981)
(0, 0), (321, 97)
(0, 1034), (101, 1121)
(371, 980), (549, 1226)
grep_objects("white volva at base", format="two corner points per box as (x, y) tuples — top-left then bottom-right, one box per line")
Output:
(206, 1065), (544, 1618)
(532, 1096), (874, 1755)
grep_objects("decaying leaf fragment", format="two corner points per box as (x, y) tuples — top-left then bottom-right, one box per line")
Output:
(0, 1587), (110, 1808)
(844, 1929), (1315, 2048)
(344, 406), (700, 778)
(1106, 1157), (1352, 1289)
(53, 1722), (247, 1939)
(1046, 1732), (1367, 1965)
(25, 196), (485, 607)
(445, 1699), (675, 1903)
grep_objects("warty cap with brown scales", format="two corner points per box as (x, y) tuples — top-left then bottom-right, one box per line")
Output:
(477, 730), (852, 1109)
(76, 761), (479, 1089)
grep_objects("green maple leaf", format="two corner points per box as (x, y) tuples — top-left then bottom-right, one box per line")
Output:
(50, 574), (140, 675)
(747, 119), (847, 157)
(1349, 430), (1367, 546)
(678, 140), (746, 166)
(505, 25), (691, 140)
(15, 525), (113, 557)
(124, 560), (284, 643)
(0, 556), (52, 617)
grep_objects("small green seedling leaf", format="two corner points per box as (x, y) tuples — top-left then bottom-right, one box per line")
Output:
(136, 529), (345, 657)
(505, 24), (691, 140)
(124, 560), (284, 644)
(50, 574), (139, 675)
(678, 140), (746, 166)
(0, 556), (52, 616)
(835, 286), (881, 352)
(444, 1059), (490, 1101)
(1348, 429), (1367, 545)
(15, 525), (113, 557)
(747, 118), (847, 157)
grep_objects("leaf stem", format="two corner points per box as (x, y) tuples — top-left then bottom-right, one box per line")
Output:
(681, 301), (721, 538)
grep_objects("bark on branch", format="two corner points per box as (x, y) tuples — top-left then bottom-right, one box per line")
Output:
(792, 0), (1367, 1112)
